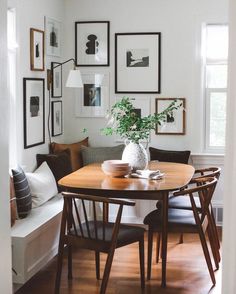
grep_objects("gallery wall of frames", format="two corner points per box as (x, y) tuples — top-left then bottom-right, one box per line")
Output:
(24, 15), (186, 150)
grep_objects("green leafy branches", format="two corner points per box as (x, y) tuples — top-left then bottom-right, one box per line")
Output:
(101, 97), (182, 143)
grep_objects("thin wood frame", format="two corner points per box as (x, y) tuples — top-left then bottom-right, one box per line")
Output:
(155, 98), (186, 135)
(75, 21), (110, 66)
(30, 28), (45, 71)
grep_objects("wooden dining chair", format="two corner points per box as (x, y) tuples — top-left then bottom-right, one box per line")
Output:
(167, 167), (221, 247)
(144, 177), (218, 285)
(154, 167), (221, 263)
(55, 192), (145, 294)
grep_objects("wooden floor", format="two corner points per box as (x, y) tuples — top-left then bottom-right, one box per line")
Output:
(16, 233), (222, 294)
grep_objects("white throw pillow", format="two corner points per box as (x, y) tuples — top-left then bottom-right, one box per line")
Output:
(26, 161), (58, 208)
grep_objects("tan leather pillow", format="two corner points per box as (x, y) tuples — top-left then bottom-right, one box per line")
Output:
(10, 177), (17, 226)
(50, 137), (89, 171)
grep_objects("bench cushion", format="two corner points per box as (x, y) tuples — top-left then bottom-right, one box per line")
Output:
(11, 193), (63, 239)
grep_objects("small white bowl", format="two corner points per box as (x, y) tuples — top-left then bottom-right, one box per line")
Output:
(101, 163), (131, 177)
(103, 160), (130, 168)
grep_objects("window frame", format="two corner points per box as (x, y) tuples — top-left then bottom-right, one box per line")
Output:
(203, 23), (228, 153)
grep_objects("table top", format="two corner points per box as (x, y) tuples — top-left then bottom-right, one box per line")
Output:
(58, 162), (195, 200)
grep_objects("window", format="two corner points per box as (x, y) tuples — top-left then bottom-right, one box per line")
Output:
(204, 24), (228, 152)
(8, 8), (18, 167)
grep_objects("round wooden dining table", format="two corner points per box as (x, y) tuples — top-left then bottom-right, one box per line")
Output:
(58, 161), (195, 287)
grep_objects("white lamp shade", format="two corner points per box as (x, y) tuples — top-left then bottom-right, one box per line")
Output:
(66, 69), (83, 88)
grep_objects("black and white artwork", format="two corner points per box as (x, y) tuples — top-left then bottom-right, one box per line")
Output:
(75, 21), (109, 66)
(115, 33), (161, 93)
(52, 101), (62, 136)
(51, 62), (62, 98)
(75, 71), (109, 117)
(155, 98), (186, 135)
(30, 28), (44, 71)
(23, 78), (45, 148)
(30, 96), (40, 117)
(45, 17), (61, 57)
(84, 84), (101, 106)
(126, 49), (149, 67)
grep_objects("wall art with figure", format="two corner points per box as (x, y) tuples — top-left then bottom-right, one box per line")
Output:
(75, 71), (109, 117)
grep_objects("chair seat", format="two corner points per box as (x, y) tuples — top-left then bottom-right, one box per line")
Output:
(169, 195), (201, 210)
(143, 208), (197, 232)
(69, 221), (145, 245)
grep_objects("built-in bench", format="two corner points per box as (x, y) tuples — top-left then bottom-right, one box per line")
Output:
(11, 194), (63, 288)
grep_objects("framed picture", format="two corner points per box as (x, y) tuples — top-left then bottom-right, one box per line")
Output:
(115, 32), (161, 93)
(51, 101), (62, 136)
(51, 62), (62, 98)
(75, 21), (110, 66)
(23, 78), (45, 148)
(45, 17), (61, 57)
(155, 98), (186, 135)
(75, 71), (109, 117)
(115, 97), (150, 143)
(30, 28), (44, 71)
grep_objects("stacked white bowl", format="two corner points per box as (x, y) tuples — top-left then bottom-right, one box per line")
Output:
(101, 160), (131, 177)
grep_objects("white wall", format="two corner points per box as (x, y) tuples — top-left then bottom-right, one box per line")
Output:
(0, 0), (13, 292)
(12, 0), (65, 171)
(222, 0), (236, 291)
(63, 0), (228, 149)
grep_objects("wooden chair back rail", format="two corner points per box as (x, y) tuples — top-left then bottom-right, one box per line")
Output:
(62, 191), (135, 206)
(192, 167), (221, 181)
(173, 177), (217, 197)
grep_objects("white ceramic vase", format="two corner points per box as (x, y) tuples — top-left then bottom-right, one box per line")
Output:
(122, 141), (148, 171)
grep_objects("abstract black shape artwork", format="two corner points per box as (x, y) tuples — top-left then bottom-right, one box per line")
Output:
(50, 27), (58, 48)
(30, 96), (39, 117)
(85, 34), (99, 55)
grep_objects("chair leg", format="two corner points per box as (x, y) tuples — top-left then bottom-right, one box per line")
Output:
(139, 237), (145, 289)
(179, 233), (184, 244)
(100, 247), (116, 294)
(198, 228), (216, 285)
(147, 228), (154, 280)
(55, 242), (65, 294)
(207, 225), (219, 270)
(210, 206), (221, 250)
(67, 245), (73, 279)
(95, 251), (100, 280)
(156, 233), (161, 263)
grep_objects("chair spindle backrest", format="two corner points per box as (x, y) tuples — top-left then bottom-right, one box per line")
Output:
(61, 192), (135, 243)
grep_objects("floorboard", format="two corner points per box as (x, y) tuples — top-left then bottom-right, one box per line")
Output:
(16, 232), (222, 294)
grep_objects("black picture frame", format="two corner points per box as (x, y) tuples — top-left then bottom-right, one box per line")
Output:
(51, 100), (62, 136)
(51, 62), (62, 98)
(23, 78), (45, 149)
(75, 21), (110, 66)
(115, 32), (161, 94)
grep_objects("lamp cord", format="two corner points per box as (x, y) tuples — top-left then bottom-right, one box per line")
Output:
(48, 89), (52, 145)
